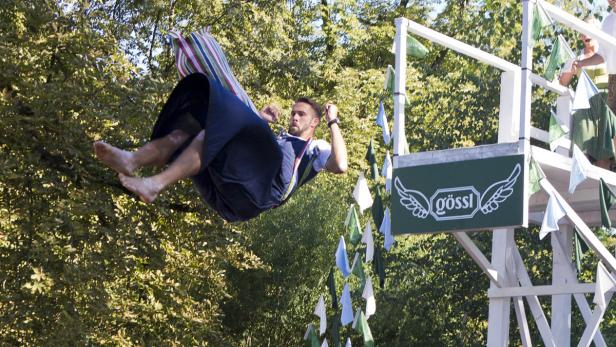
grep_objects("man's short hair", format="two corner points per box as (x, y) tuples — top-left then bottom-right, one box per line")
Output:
(295, 97), (322, 119)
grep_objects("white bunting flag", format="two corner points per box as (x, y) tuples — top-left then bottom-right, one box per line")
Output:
(361, 222), (374, 263)
(380, 207), (395, 250)
(382, 151), (393, 193)
(314, 295), (327, 336)
(594, 262), (616, 310)
(381, 110), (391, 145)
(539, 194), (567, 239)
(572, 70), (600, 111)
(341, 283), (354, 326)
(362, 276), (376, 319)
(353, 173), (373, 213)
(321, 338), (329, 347)
(335, 236), (351, 277)
(375, 101), (391, 145)
(376, 101), (385, 127)
(569, 145), (591, 193)
(385, 232), (395, 251)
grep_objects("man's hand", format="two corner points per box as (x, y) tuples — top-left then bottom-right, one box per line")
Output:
(572, 59), (582, 74)
(323, 103), (338, 123)
(260, 104), (281, 124)
(323, 102), (347, 174)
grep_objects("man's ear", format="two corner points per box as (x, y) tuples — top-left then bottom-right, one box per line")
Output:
(311, 116), (320, 128)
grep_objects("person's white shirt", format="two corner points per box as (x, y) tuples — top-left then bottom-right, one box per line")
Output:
(598, 11), (616, 74)
(308, 139), (331, 172)
(282, 133), (331, 172)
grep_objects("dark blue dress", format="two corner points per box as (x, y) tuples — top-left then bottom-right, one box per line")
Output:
(150, 73), (322, 222)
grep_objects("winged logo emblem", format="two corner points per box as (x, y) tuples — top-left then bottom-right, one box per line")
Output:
(479, 163), (521, 214)
(395, 163), (521, 220)
(394, 177), (430, 218)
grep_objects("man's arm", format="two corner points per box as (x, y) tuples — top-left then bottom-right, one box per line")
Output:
(574, 53), (605, 72)
(323, 103), (348, 174)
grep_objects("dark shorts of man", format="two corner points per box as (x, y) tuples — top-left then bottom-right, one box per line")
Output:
(150, 73), (287, 222)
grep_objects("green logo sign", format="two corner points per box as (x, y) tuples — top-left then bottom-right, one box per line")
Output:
(392, 155), (525, 234)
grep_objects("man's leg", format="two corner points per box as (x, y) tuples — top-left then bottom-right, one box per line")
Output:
(118, 130), (205, 203)
(94, 129), (192, 175)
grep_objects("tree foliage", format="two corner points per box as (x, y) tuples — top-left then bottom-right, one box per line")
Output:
(1, 0), (616, 345)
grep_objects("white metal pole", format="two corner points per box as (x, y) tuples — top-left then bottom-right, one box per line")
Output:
(392, 18), (408, 166)
(405, 21), (518, 72)
(540, 0), (616, 51)
(520, 0), (532, 145)
(551, 225), (572, 347)
(487, 228), (512, 346)
(488, 1), (533, 346)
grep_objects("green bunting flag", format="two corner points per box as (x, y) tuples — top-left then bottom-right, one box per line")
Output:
(384, 65), (395, 94)
(600, 178), (616, 230)
(371, 186), (384, 229)
(574, 231), (584, 274)
(351, 253), (366, 292)
(365, 139), (379, 180)
(345, 204), (363, 245)
(304, 324), (320, 347)
(548, 111), (568, 151)
(532, 1), (552, 45)
(529, 156), (545, 196)
(328, 314), (341, 347)
(575, 226), (589, 254)
(406, 35), (429, 59)
(353, 310), (375, 347)
(544, 35), (575, 81)
(373, 247), (386, 289)
(391, 35), (428, 58)
(328, 267), (338, 310)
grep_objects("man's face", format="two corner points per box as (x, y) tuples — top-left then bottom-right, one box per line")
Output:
(610, 0), (616, 10)
(288, 102), (319, 137)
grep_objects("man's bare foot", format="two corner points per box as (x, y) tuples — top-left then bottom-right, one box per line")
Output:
(118, 173), (162, 203)
(94, 141), (137, 175)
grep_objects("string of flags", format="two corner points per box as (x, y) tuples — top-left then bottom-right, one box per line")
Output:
(532, 0), (616, 160)
(529, 5), (616, 296)
(302, 4), (616, 340)
(531, 0), (616, 279)
(303, 33), (429, 346)
(530, 148), (616, 313)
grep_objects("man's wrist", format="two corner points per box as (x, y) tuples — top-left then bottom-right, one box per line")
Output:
(327, 118), (340, 128)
